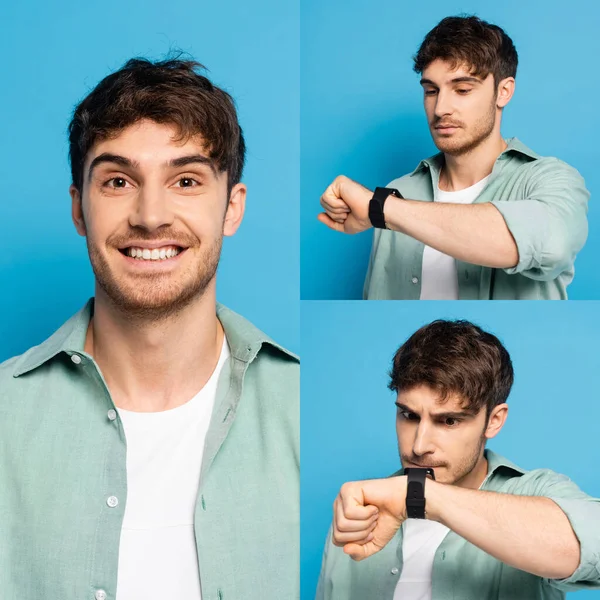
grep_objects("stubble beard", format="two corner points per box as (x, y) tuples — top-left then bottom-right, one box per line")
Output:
(432, 99), (497, 157)
(401, 432), (486, 486)
(87, 234), (223, 321)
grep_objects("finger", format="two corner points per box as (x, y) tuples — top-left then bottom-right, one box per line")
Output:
(317, 212), (345, 232)
(335, 511), (379, 534)
(320, 189), (350, 211)
(339, 485), (379, 521)
(325, 210), (348, 224)
(332, 520), (378, 545)
(321, 201), (350, 215)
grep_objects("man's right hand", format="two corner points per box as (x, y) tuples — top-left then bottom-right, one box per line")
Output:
(318, 176), (373, 234)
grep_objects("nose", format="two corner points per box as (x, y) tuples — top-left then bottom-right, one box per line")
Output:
(412, 421), (436, 457)
(433, 89), (453, 120)
(128, 184), (175, 232)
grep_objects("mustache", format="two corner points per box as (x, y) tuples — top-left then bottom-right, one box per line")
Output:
(107, 229), (200, 248)
(432, 119), (463, 128)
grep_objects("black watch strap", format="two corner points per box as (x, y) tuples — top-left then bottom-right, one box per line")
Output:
(404, 467), (435, 519)
(368, 187), (403, 229)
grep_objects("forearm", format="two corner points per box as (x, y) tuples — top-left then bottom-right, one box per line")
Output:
(384, 198), (519, 268)
(425, 480), (580, 579)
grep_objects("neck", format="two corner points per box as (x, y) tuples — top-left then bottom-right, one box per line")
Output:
(84, 282), (224, 412)
(439, 131), (507, 191)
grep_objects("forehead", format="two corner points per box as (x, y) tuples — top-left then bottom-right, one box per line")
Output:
(397, 384), (472, 414)
(85, 119), (210, 168)
(421, 58), (490, 85)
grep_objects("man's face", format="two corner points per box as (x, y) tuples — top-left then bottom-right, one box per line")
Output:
(396, 384), (505, 486)
(70, 119), (246, 318)
(421, 59), (499, 156)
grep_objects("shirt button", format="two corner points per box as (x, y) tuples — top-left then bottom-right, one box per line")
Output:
(95, 591), (107, 600)
(106, 496), (119, 508)
(107, 409), (117, 421)
(411, 277), (419, 284)
(391, 567), (399, 574)
(71, 354), (82, 365)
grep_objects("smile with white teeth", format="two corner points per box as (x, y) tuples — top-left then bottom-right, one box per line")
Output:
(126, 246), (182, 261)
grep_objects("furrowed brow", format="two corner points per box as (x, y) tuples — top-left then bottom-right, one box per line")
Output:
(88, 153), (139, 182)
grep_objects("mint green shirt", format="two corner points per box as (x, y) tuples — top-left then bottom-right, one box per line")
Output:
(316, 450), (600, 600)
(364, 138), (590, 299)
(0, 299), (299, 600)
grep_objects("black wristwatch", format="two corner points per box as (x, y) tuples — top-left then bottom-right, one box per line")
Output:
(368, 187), (403, 229)
(404, 467), (435, 519)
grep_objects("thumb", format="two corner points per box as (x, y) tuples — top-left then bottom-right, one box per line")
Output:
(343, 539), (383, 561)
(317, 212), (345, 232)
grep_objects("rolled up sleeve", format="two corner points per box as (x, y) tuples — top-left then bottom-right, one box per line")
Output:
(491, 159), (589, 281)
(525, 469), (600, 590)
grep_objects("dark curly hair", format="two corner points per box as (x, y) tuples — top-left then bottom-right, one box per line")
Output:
(389, 320), (514, 418)
(68, 55), (245, 194)
(413, 16), (518, 88)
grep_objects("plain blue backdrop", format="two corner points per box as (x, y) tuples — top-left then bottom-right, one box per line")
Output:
(0, 0), (299, 362)
(302, 301), (600, 599)
(301, 0), (600, 299)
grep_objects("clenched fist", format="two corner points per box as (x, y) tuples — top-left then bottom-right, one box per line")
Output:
(318, 175), (373, 234)
(332, 476), (408, 561)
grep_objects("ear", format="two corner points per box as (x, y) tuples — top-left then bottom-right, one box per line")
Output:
(484, 403), (509, 440)
(223, 182), (247, 237)
(70, 184), (87, 237)
(496, 77), (515, 109)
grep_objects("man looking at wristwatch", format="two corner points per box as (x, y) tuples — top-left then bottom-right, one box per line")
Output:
(318, 16), (590, 300)
(316, 320), (600, 599)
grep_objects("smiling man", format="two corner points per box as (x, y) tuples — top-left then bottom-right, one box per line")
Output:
(0, 58), (298, 600)
(315, 320), (600, 600)
(318, 16), (590, 299)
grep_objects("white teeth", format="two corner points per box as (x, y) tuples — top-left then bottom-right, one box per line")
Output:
(126, 246), (181, 261)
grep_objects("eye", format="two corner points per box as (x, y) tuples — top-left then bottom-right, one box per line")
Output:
(424, 89), (438, 96)
(104, 177), (132, 189)
(398, 409), (419, 421)
(176, 177), (200, 188)
(444, 417), (461, 427)
(456, 89), (471, 95)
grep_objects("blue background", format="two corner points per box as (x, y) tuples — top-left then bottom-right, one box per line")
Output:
(0, 0), (299, 362)
(301, 0), (600, 299)
(302, 301), (600, 599)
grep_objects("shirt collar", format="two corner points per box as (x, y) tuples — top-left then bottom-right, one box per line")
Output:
(13, 298), (297, 377)
(409, 137), (541, 176)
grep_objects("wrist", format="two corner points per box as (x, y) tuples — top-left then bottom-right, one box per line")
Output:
(382, 194), (407, 233)
(424, 478), (445, 523)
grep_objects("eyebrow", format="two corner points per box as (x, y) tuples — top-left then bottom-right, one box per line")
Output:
(395, 401), (473, 420)
(420, 76), (482, 86)
(87, 152), (218, 182)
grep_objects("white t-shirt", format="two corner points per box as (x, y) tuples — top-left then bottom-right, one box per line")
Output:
(419, 175), (490, 300)
(114, 338), (230, 600)
(392, 519), (451, 600)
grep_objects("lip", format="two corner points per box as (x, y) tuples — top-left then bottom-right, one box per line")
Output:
(404, 461), (444, 469)
(118, 240), (189, 250)
(434, 125), (459, 133)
